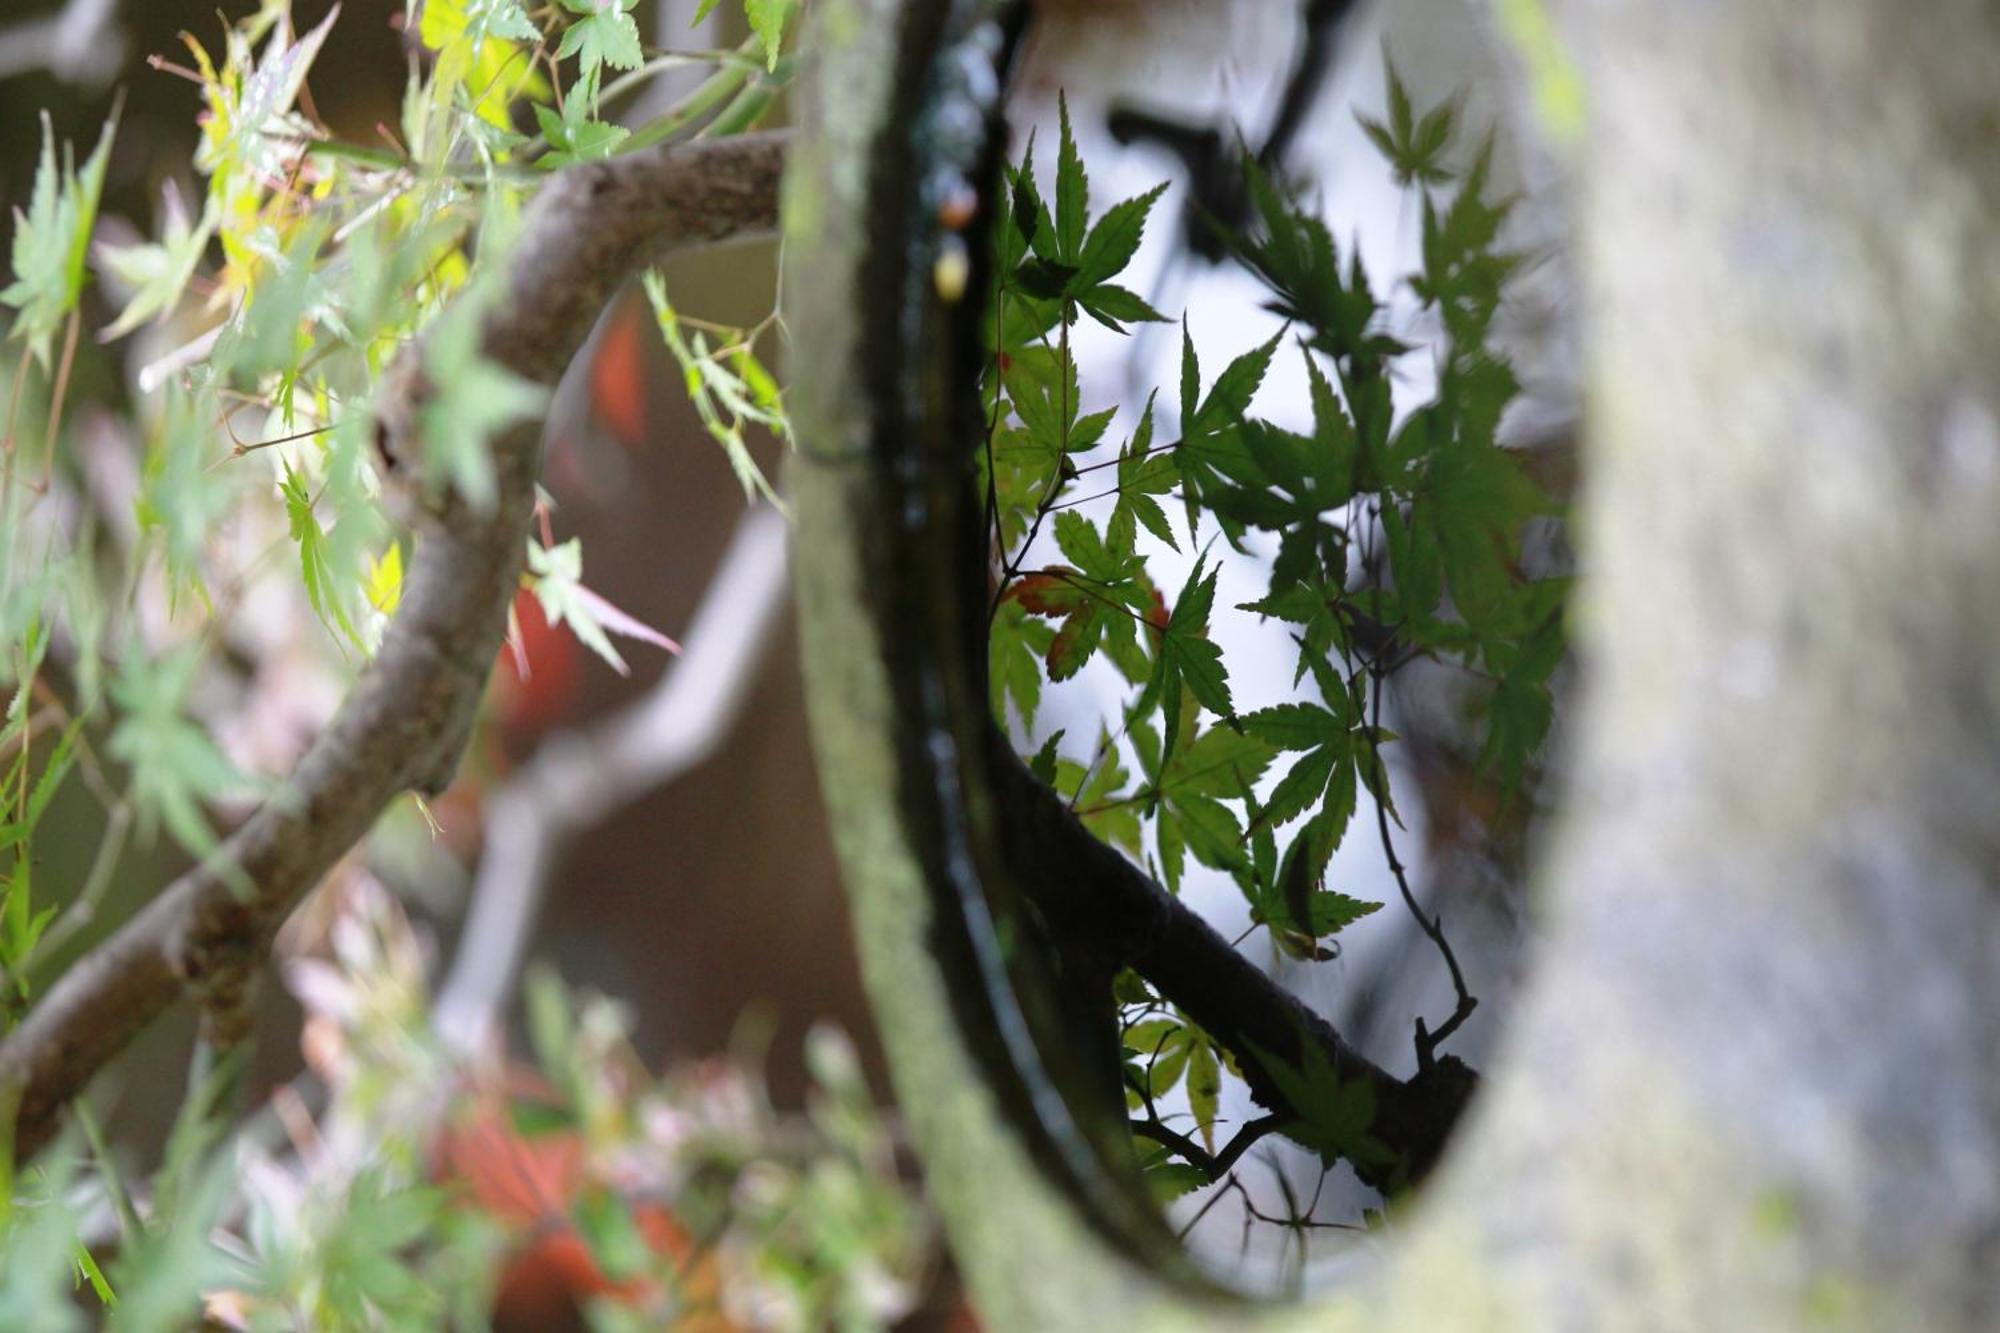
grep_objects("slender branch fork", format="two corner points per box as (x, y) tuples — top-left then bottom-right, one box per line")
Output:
(0, 131), (791, 1162)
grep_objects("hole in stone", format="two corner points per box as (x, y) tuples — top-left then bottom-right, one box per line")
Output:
(968, 0), (1578, 1291)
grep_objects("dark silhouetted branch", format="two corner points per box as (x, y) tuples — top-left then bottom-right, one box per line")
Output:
(993, 749), (1477, 1192)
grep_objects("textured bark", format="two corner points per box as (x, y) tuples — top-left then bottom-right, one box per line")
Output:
(787, 0), (2000, 1328)
(0, 131), (788, 1162)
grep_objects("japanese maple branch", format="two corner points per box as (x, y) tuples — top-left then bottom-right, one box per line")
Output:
(1123, 1047), (1282, 1183)
(0, 130), (789, 1163)
(1129, 1113), (1282, 1184)
(990, 747), (1477, 1191)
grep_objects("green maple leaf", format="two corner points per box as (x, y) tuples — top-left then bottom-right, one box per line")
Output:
(1137, 720), (1273, 890)
(1124, 1016), (1192, 1101)
(1142, 1161), (1209, 1204)
(1256, 815), (1380, 954)
(988, 598), (1053, 727)
(416, 293), (548, 511)
(1151, 723), (1273, 806)
(1175, 327), (1284, 541)
(527, 538), (627, 674)
(1027, 729), (1065, 786)
(460, 0), (541, 44)
(108, 648), (258, 858)
(136, 390), (245, 595)
(555, 0), (644, 83)
(280, 461), (359, 648)
(744, 0), (798, 70)
(2, 109), (117, 369)
(1239, 579), (1350, 687)
(533, 100), (631, 166)
(1106, 394), (1179, 555)
(1355, 57), (1458, 188)
(96, 181), (216, 342)
(1244, 1037), (1395, 1172)
(1073, 182), (1166, 288)
(1070, 182), (1170, 332)
(1243, 700), (1354, 830)
(1052, 728), (1143, 853)
(1140, 556), (1234, 772)
(1053, 92), (1088, 263)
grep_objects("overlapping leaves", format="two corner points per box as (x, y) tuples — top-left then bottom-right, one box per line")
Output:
(981, 68), (1565, 1168)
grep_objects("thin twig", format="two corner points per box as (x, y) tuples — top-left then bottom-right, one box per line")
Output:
(1361, 505), (1476, 1069)
(1133, 1112), (1284, 1183)
(39, 310), (82, 478)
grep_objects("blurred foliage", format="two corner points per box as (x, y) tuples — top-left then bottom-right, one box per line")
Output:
(0, 0), (789, 878)
(0, 2), (943, 1328)
(0, 876), (929, 1330)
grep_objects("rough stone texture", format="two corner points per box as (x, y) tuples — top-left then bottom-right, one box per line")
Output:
(1417, 2), (2000, 1326)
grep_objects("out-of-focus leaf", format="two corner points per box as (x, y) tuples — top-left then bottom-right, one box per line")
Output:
(2, 108), (118, 368)
(107, 649), (257, 858)
(555, 0), (644, 83)
(417, 290), (548, 511)
(744, 0), (799, 70)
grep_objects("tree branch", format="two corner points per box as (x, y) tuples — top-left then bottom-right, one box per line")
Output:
(1129, 1112), (1282, 1184)
(990, 748), (1477, 1192)
(0, 130), (790, 1162)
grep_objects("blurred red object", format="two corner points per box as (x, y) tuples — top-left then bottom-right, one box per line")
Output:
(433, 1074), (738, 1333)
(589, 294), (653, 453)
(495, 588), (581, 739)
